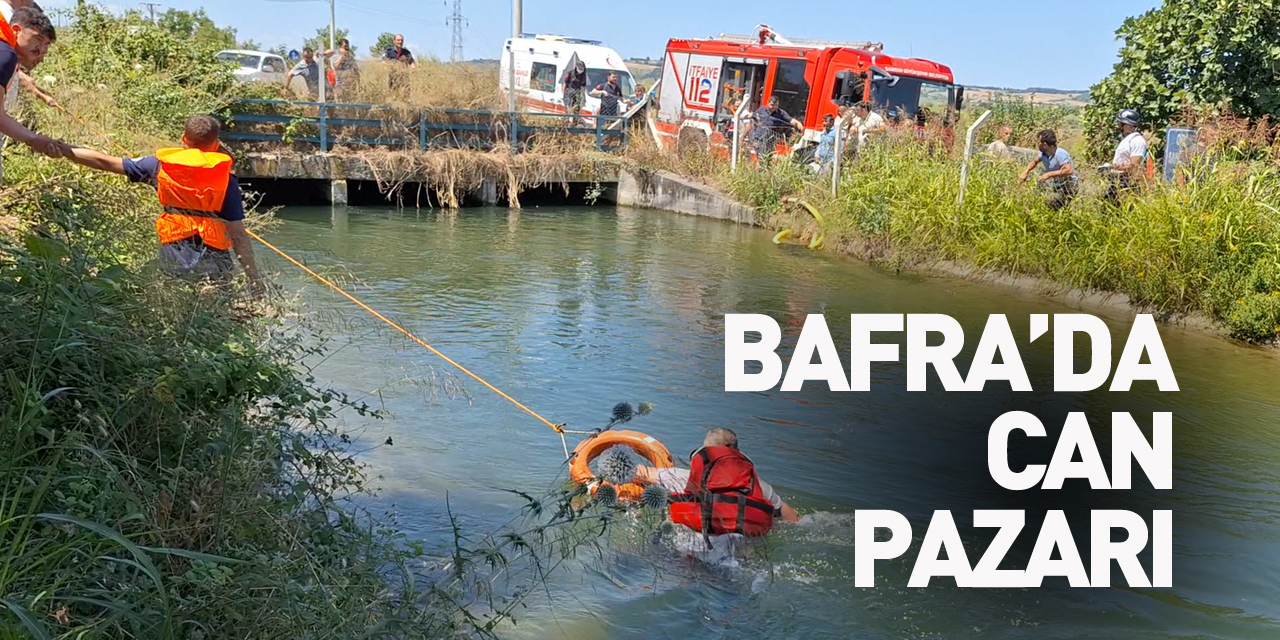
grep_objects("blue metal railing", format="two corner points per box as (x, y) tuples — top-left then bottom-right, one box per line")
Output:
(221, 99), (631, 153)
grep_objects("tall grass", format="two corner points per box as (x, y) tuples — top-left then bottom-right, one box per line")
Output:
(721, 129), (1280, 343)
(0, 5), (632, 638)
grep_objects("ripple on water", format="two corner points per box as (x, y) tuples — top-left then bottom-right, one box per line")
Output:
(270, 206), (1280, 640)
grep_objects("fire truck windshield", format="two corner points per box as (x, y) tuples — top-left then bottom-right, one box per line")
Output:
(586, 69), (635, 96)
(871, 77), (956, 125)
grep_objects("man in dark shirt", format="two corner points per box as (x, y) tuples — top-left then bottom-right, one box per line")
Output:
(561, 57), (587, 125)
(590, 72), (623, 117)
(0, 6), (68, 183)
(383, 34), (414, 95)
(745, 96), (802, 161)
(63, 115), (262, 291)
(382, 34), (415, 65)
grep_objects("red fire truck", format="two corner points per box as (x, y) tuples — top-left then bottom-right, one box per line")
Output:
(654, 25), (963, 155)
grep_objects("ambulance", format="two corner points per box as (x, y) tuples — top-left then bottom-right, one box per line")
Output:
(655, 25), (963, 154)
(500, 34), (638, 118)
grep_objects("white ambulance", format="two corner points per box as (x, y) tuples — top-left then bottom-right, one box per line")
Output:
(499, 34), (637, 118)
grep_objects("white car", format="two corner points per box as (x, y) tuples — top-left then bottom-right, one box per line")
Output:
(216, 50), (288, 84)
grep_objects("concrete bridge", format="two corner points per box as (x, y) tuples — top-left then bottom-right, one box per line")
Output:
(222, 99), (754, 223)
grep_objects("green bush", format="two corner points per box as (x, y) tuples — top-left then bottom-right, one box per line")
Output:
(726, 134), (1280, 343)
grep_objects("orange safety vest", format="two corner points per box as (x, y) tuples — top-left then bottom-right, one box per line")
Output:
(0, 13), (17, 50)
(154, 147), (234, 251)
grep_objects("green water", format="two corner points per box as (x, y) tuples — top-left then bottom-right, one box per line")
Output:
(265, 205), (1280, 640)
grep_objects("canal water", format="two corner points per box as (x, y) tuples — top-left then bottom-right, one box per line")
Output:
(265, 205), (1280, 640)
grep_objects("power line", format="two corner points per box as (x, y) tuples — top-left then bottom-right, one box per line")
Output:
(445, 0), (466, 62)
(139, 2), (160, 22)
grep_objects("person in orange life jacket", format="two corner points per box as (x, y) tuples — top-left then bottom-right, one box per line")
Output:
(0, 5), (69, 184)
(635, 428), (799, 537)
(1, 1), (59, 109)
(63, 115), (263, 294)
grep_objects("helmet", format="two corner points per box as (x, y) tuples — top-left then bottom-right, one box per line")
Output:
(1116, 109), (1140, 127)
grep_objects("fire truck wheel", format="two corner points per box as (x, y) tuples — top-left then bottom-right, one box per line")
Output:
(677, 127), (710, 156)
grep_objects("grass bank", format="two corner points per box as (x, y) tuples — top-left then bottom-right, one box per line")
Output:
(2, 5), (623, 638)
(710, 127), (1280, 343)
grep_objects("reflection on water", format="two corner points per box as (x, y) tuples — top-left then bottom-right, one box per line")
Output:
(265, 205), (1280, 639)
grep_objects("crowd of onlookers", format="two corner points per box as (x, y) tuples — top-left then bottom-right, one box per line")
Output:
(731, 96), (1188, 212)
(282, 33), (417, 101)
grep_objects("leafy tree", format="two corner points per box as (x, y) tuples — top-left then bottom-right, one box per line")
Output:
(1084, 0), (1280, 157)
(156, 8), (236, 50)
(239, 39), (261, 51)
(303, 25), (350, 54)
(371, 32), (397, 58)
(268, 44), (289, 57)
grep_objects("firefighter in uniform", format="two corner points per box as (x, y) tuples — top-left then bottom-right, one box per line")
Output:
(64, 115), (263, 293)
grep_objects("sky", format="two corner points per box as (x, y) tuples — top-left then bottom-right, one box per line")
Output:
(42, 0), (1161, 90)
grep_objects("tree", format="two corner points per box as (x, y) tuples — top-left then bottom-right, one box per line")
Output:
(239, 39), (262, 52)
(1084, 0), (1280, 157)
(370, 32), (397, 58)
(303, 26), (350, 54)
(268, 44), (289, 58)
(157, 8), (237, 50)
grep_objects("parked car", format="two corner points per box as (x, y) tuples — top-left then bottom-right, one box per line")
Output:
(216, 50), (288, 84)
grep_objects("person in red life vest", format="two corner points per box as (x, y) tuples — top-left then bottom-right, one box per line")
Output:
(0, 5), (69, 184)
(635, 428), (799, 539)
(63, 115), (263, 294)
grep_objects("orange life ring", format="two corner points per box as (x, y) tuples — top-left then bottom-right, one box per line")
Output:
(569, 430), (674, 502)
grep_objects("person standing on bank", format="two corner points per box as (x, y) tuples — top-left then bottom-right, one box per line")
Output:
(1018, 128), (1078, 210)
(561, 55), (588, 125)
(0, 5), (68, 184)
(590, 71), (623, 118)
(285, 47), (320, 99)
(744, 95), (803, 161)
(326, 38), (359, 100)
(63, 115), (263, 294)
(383, 34), (414, 96)
(1105, 108), (1148, 203)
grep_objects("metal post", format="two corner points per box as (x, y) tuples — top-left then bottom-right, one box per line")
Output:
(730, 98), (750, 173)
(420, 111), (427, 150)
(320, 102), (328, 152)
(831, 115), (844, 196)
(508, 0), (520, 115)
(507, 0), (521, 151)
(957, 109), (992, 207)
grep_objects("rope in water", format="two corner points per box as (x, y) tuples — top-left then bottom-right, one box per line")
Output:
(50, 102), (572, 453)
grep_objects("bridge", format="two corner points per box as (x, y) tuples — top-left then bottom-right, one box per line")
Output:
(220, 99), (637, 206)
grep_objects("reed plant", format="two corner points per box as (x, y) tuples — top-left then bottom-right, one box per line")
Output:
(0, 5), (634, 638)
(724, 130), (1280, 343)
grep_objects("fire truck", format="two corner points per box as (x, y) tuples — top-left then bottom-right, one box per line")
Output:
(654, 25), (963, 155)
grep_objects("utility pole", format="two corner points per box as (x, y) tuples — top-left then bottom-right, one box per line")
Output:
(139, 2), (159, 23)
(507, 0), (520, 112)
(318, 0), (334, 105)
(447, 0), (465, 63)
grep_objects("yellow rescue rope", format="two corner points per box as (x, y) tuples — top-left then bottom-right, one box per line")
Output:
(50, 103), (571, 449)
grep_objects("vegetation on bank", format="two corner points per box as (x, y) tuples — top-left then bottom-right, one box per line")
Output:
(710, 123), (1280, 343)
(1083, 0), (1280, 157)
(2, 5), (621, 638)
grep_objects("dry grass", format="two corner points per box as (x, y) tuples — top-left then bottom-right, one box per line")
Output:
(312, 59), (503, 110)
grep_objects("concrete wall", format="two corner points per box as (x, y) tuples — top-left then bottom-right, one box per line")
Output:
(616, 169), (756, 225)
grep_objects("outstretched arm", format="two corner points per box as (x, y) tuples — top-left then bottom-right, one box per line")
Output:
(779, 503), (799, 523)
(67, 146), (126, 174)
(0, 96), (67, 158)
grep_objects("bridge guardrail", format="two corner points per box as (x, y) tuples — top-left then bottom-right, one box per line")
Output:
(221, 99), (631, 153)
